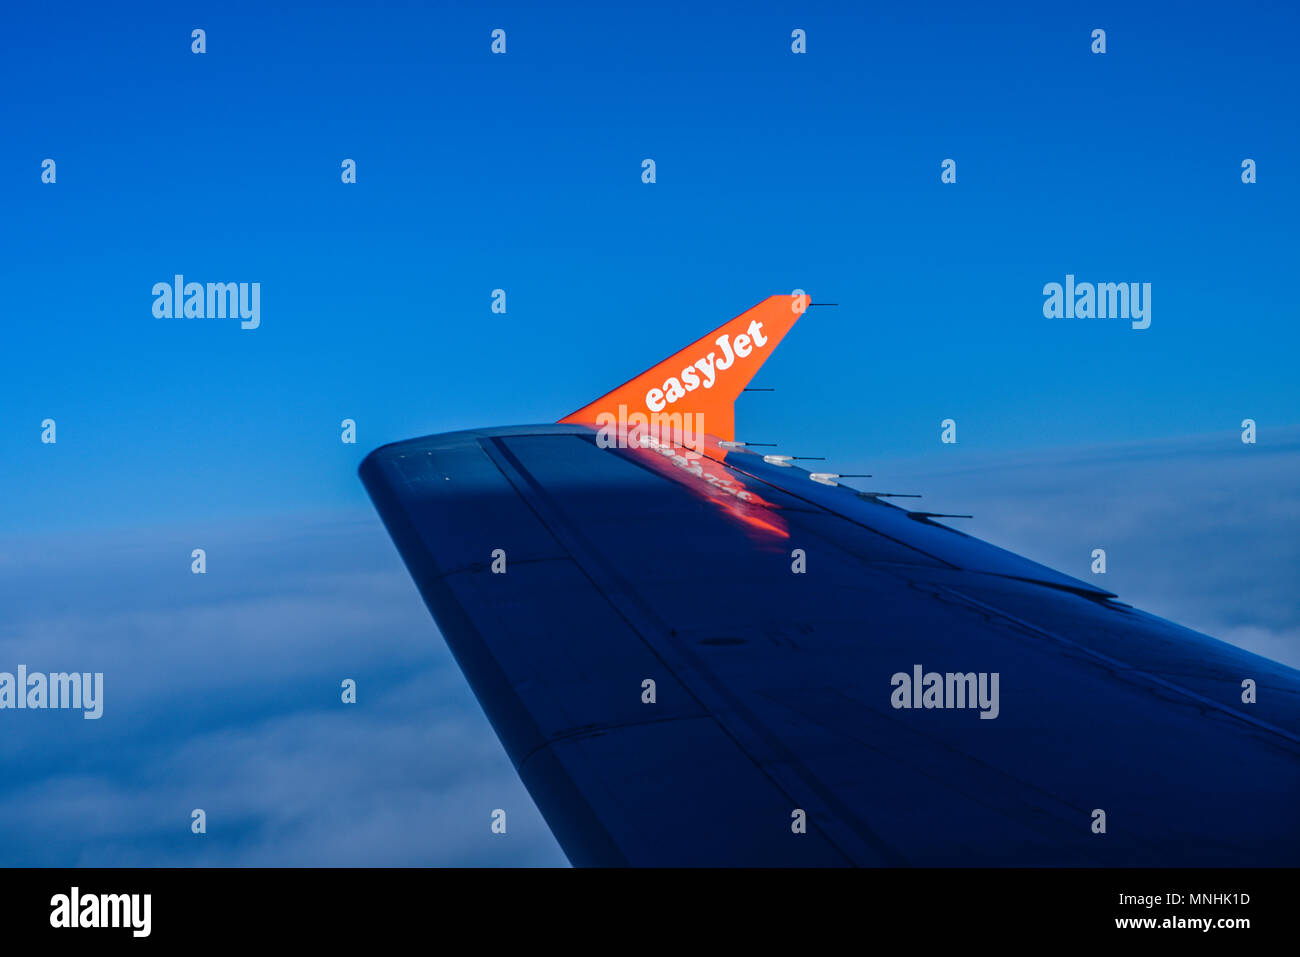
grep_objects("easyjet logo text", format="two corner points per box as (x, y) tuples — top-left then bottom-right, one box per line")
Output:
(645, 319), (769, 412)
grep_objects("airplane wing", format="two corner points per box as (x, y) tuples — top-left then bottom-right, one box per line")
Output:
(359, 295), (1300, 866)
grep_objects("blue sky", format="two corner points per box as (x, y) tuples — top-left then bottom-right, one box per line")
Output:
(2, 0), (1297, 531)
(0, 0), (1296, 864)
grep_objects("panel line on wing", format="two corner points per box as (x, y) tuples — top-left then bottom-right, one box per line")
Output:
(939, 586), (1300, 750)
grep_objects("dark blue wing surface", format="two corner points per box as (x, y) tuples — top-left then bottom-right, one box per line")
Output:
(360, 425), (1300, 866)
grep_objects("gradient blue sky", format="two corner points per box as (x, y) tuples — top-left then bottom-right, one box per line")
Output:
(1, 0), (1297, 864)
(3, 0), (1297, 531)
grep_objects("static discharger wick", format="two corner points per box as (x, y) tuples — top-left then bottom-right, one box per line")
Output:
(763, 454), (825, 466)
(809, 472), (872, 487)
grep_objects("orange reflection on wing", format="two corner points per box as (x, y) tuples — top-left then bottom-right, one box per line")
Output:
(614, 425), (789, 541)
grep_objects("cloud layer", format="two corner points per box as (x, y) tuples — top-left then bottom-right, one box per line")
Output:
(0, 513), (567, 866)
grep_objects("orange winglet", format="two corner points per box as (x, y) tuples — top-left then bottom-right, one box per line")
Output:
(559, 294), (807, 443)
